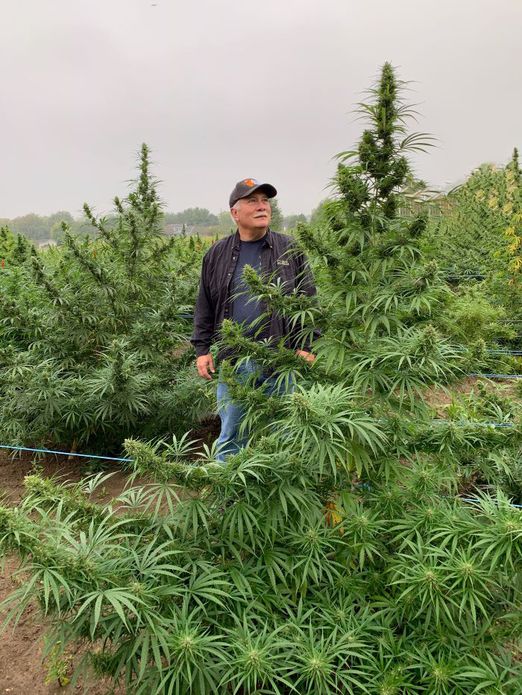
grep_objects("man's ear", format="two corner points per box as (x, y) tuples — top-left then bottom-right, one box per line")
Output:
(230, 206), (239, 223)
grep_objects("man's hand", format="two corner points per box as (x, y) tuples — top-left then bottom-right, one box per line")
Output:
(196, 353), (216, 380)
(296, 350), (315, 363)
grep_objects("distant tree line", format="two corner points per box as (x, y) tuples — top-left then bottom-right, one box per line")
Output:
(0, 212), (94, 243)
(164, 207), (219, 226)
(0, 203), (310, 244)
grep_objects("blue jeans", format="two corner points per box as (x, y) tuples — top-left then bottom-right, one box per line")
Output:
(215, 360), (293, 462)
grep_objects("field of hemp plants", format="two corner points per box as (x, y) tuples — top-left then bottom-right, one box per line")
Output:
(0, 64), (520, 694)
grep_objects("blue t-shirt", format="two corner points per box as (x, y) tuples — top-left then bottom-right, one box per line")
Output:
(230, 238), (266, 335)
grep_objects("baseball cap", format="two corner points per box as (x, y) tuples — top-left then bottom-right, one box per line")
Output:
(229, 178), (277, 208)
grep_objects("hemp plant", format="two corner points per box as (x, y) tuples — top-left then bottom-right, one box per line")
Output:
(0, 145), (209, 450)
(1, 66), (521, 693)
(422, 149), (522, 350)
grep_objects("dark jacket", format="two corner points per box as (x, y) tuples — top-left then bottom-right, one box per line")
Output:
(191, 229), (316, 359)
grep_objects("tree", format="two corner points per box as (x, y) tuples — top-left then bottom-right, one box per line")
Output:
(205, 209), (236, 237)
(309, 198), (332, 226)
(269, 197), (283, 231)
(283, 213), (307, 230)
(165, 207), (219, 226)
(8, 212), (49, 241)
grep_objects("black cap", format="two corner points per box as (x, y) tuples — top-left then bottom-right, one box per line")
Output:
(229, 178), (277, 208)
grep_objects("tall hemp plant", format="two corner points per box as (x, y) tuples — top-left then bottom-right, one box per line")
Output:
(422, 150), (522, 342)
(0, 145), (208, 450)
(424, 156), (520, 281)
(491, 148), (522, 316)
(1, 66), (521, 694)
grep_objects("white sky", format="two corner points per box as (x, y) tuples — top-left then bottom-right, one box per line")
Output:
(1, 0), (520, 218)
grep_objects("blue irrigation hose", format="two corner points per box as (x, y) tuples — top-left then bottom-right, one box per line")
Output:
(0, 415), (517, 465)
(0, 447), (520, 510)
(0, 413), (519, 464)
(0, 444), (131, 463)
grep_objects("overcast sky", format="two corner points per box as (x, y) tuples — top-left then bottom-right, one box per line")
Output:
(1, 0), (520, 219)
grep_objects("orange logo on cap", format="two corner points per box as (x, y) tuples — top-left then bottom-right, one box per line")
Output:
(243, 178), (257, 187)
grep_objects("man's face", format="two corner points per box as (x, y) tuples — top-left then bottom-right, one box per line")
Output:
(231, 191), (272, 232)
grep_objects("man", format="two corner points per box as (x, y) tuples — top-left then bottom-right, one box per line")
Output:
(191, 178), (315, 460)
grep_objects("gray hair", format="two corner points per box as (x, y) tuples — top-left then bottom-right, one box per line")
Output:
(230, 199), (242, 220)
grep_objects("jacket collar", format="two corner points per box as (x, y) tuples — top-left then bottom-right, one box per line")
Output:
(233, 228), (273, 250)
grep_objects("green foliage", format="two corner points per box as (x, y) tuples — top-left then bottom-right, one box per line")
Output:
(423, 150), (522, 335)
(0, 211), (94, 243)
(284, 66), (457, 401)
(0, 145), (210, 449)
(0, 225), (33, 264)
(44, 641), (71, 687)
(431, 282), (520, 372)
(1, 68), (521, 694)
(283, 213), (307, 230)
(423, 159), (519, 279)
(164, 207), (219, 226)
(1, 429), (520, 692)
(205, 210), (236, 238)
(270, 197), (284, 231)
